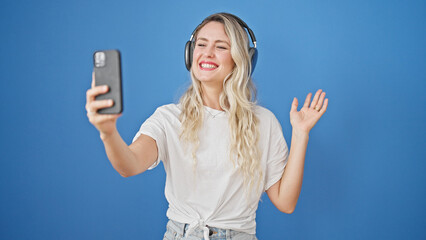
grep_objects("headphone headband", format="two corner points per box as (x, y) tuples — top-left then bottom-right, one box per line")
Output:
(189, 13), (257, 47)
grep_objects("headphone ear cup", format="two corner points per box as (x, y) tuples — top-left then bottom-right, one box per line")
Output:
(185, 41), (193, 71)
(249, 47), (258, 74)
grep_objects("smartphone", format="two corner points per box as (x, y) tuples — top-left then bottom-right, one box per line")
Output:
(93, 49), (123, 114)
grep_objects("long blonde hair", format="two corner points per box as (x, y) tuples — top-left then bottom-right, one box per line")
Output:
(179, 13), (262, 192)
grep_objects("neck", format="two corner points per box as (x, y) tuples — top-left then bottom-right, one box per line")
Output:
(201, 83), (223, 111)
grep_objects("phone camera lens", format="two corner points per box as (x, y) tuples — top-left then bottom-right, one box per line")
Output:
(94, 52), (106, 67)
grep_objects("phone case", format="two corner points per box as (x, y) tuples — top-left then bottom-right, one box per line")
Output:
(93, 49), (123, 114)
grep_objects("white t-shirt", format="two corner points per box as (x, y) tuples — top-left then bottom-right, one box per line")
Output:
(133, 104), (288, 234)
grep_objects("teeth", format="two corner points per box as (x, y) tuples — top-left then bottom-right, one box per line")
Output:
(201, 63), (217, 69)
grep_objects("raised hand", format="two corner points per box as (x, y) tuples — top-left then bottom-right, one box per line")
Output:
(290, 89), (328, 133)
(86, 72), (121, 138)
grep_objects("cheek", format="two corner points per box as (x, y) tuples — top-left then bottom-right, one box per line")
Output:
(191, 50), (197, 64)
(223, 54), (235, 69)
(192, 48), (201, 60)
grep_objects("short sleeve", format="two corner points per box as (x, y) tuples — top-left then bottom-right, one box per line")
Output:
(264, 115), (289, 191)
(132, 107), (167, 170)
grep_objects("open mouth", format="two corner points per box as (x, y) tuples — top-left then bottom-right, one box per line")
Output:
(199, 62), (218, 71)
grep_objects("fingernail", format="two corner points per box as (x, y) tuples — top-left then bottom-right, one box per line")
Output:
(103, 86), (108, 91)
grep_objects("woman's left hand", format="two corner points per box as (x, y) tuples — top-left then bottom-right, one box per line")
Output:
(290, 89), (328, 134)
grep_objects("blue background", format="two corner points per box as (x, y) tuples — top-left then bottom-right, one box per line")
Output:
(1, 0), (425, 239)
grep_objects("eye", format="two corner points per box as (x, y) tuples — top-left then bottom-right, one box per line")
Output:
(217, 46), (228, 50)
(196, 43), (206, 47)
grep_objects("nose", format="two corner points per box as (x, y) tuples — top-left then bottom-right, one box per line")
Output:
(204, 45), (215, 57)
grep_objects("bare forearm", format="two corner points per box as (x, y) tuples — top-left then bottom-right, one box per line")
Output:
(278, 129), (309, 212)
(270, 89), (327, 213)
(100, 129), (139, 177)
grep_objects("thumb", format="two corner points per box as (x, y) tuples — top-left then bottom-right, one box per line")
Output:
(290, 97), (298, 113)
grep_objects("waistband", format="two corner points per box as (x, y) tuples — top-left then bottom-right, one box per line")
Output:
(166, 219), (258, 240)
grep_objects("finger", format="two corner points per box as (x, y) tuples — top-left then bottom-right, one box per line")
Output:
(92, 113), (121, 120)
(315, 92), (326, 109)
(87, 99), (114, 112)
(105, 113), (122, 120)
(319, 98), (328, 115)
(303, 93), (312, 108)
(310, 89), (322, 109)
(86, 85), (109, 103)
(92, 72), (95, 88)
(290, 97), (298, 112)
(89, 113), (122, 124)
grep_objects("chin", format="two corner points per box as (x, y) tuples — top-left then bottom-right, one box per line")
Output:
(196, 73), (219, 81)
(194, 72), (212, 81)
(194, 72), (225, 83)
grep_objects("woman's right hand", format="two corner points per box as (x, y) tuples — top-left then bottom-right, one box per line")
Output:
(86, 72), (121, 139)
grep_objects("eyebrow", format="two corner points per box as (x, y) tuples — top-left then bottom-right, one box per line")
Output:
(196, 37), (230, 46)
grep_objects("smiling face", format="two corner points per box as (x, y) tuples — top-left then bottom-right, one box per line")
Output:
(192, 21), (235, 88)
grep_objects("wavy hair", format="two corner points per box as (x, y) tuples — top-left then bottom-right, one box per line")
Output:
(179, 13), (262, 193)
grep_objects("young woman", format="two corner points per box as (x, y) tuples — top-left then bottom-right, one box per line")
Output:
(86, 13), (328, 240)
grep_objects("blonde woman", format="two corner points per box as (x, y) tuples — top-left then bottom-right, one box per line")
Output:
(86, 13), (328, 240)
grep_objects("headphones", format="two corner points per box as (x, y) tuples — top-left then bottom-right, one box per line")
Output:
(184, 13), (258, 74)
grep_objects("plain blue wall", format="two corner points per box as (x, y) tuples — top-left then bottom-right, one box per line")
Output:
(1, 0), (425, 239)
